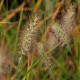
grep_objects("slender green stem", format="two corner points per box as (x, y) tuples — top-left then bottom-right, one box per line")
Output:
(13, 6), (23, 54)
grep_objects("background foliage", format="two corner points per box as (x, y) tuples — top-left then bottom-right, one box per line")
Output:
(0, 0), (80, 80)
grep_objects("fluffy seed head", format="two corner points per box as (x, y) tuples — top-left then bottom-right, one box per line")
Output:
(46, 32), (59, 51)
(37, 42), (53, 70)
(61, 5), (75, 36)
(38, 42), (45, 56)
(19, 14), (40, 55)
(51, 22), (70, 47)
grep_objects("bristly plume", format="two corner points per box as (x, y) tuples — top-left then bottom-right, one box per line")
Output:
(50, 5), (76, 49)
(37, 42), (53, 70)
(38, 42), (45, 56)
(19, 14), (40, 55)
(46, 32), (59, 51)
(51, 22), (70, 47)
(60, 5), (76, 36)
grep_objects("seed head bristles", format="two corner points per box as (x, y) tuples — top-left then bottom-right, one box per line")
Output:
(38, 42), (45, 56)
(38, 42), (53, 70)
(41, 54), (52, 70)
(19, 14), (40, 55)
(61, 5), (75, 36)
(51, 22), (70, 47)
(46, 32), (59, 51)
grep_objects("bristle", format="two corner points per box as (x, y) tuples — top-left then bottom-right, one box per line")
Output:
(38, 42), (45, 56)
(48, 5), (76, 51)
(46, 32), (59, 51)
(19, 14), (39, 55)
(61, 5), (75, 36)
(37, 42), (53, 70)
(51, 22), (70, 47)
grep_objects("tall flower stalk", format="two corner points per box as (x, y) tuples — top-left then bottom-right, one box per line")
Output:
(60, 5), (76, 36)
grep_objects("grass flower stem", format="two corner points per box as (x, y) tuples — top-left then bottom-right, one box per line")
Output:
(13, 5), (23, 54)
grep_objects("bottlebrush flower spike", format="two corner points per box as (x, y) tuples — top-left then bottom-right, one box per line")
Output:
(61, 5), (76, 36)
(51, 22), (70, 47)
(50, 5), (76, 48)
(38, 42), (53, 70)
(38, 42), (45, 56)
(19, 14), (40, 55)
(46, 32), (59, 51)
